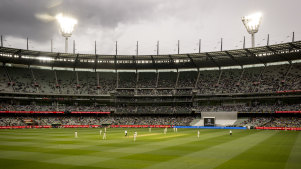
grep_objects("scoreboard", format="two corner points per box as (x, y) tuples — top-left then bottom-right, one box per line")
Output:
(204, 117), (215, 126)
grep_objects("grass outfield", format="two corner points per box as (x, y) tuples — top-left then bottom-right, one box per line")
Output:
(0, 128), (300, 169)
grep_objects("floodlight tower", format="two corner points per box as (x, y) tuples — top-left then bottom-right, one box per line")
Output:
(56, 13), (77, 53)
(242, 12), (262, 48)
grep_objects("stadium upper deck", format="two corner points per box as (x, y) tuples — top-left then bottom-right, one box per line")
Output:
(0, 41), (300, 70)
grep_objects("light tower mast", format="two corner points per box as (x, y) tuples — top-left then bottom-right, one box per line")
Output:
(56, 13), (77, 53)
(242, 12), (262, 48)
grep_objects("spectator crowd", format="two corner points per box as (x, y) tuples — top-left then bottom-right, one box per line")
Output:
(236, 117), (301, 128)
(0, 63), (300, 95)
(0, 115), (194, 127)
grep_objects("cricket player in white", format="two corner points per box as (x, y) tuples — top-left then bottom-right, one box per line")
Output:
(103, 132), (106, 140)
(75, 131), (78, 138)
(134, 132), (137, 142)
(125, 130), (127, 136)
(197, 130), (200, 138)
(104, 127), (106, 133)
(99, 130), (102, 135)
(229, 130), (232, 136)
(149, 128), (151, 132)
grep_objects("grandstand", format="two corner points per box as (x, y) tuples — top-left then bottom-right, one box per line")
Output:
(0, 40), (300, 129)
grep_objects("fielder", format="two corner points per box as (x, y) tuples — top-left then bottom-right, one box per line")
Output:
(134, 131), (137, 142)
(75, 131), (78, 138)
(103, 132), (106, 140)
(164, 128), (167, 134)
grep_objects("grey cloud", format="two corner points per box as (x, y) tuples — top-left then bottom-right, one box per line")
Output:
(0, 0), (160, 43)
(1, 0), (301, 53)
(0, 0), (57, 42)
(61, 0), (159, 28)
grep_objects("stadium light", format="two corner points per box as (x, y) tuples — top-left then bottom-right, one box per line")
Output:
(37, 56), (54, 61)
(56, 13), (77, 53)
(242, 12), (262, 48)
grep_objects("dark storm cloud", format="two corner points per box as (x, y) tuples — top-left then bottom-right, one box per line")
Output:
(0, 0), (159, 42)
(1, 0), (301, 53)
(0, 0), (57, 42)
(60, 0), (159, 28)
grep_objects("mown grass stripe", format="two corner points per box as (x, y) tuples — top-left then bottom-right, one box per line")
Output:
(83, 130), (247, 168)
(120, 130), (252, 163)
(215, 131), (298, 169)
(49, 130), (245, 166)
(104, 129), (242, 153)
(0, 158), (109, 169)
(1, 128), (298, 169)
(0, 129), (232, 168)
(285, 132), (301, 169)
(144, 130), (276, 169)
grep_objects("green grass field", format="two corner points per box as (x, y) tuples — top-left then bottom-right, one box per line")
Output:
(0, 128), (300, 169)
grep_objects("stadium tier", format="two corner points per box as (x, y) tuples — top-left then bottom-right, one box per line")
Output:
(0, 41), (300, 128)
(0, 62), (300, 94)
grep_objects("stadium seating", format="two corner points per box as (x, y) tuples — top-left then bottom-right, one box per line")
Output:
(0, 62), (300, 128)
(6, 67), (37, 93)
(157, 72), (177, 88)
(177, 71), (197, 88)
(137, 72), (157, 88)
(0, 67), (14, 92)
(0, 63), (300, 95)
(32, 68), (57, 94)
(0, 115), (195, 126)
(118, 72), (136, 88)
(197, 69), (220, 94)
(236, 117), (301, 128)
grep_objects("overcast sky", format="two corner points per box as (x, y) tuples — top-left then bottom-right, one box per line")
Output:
(0, 0), (301, 55)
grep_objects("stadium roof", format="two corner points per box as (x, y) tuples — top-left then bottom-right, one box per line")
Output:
(0, 41), (300, 70)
